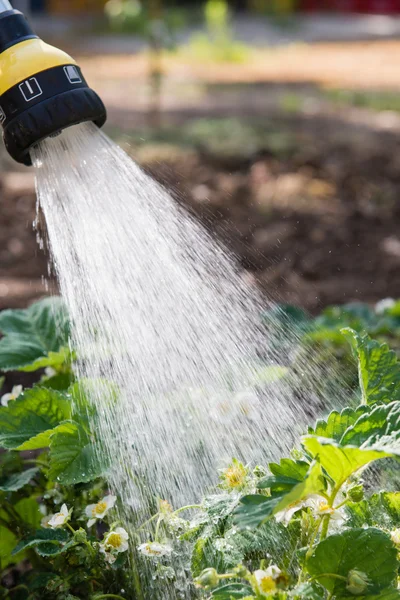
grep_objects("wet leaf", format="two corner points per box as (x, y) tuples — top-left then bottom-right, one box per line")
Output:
(49, 421), (105, 484)
(0, 386), (71, 450)
(0, 297), (71, 372)
(342, 328), (400, 405)
(310, 405), (371, 442)
(307, 528), (398, 597)
(341, 402), (400, 446)
(0, 467), (39, 491)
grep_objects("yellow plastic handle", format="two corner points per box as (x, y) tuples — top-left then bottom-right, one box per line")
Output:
(0, 38), (76, 96)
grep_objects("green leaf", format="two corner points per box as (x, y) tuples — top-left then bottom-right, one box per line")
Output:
(0, 386), (71, 450)
(0, 297), (71, 372)
(0, 526), (19, 568)
(49, 421), (105, 484)
(12, 528), (69, 556)
(342, 328), (400, 405)
(15, 497), (41, 529)
(234, 495), (282, 529)
(235, 462), (325, 529)
(311, 405), (371, 442)
(341, 402), (400, 446)
(258, 458), (309, 493)
(302, 436), (392, 489)
(307, 528), (398, 597)
(0, 467), (39, 491)
(211, 583), (253, 599)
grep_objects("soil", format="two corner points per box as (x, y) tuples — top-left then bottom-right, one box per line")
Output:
(2, 109), (400, 314)
(3, 41), (400, 314)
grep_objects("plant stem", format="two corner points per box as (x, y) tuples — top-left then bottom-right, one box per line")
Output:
(137, 512), (159, 531)
(154, 516), (162, 542)
(310, 573), (347, 582)
(320, 485), (342, 541)
(305, 517), (323, 560)
(174, 504), (202, 514)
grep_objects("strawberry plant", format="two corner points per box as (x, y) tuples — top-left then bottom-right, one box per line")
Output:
(0, 297), (400, 599)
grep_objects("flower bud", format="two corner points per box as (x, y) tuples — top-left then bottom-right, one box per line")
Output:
(347, 484), (364, 503)
(194, 568), (220, 589)
(346, 570), (370, 595)
(233, 564), (249, 578)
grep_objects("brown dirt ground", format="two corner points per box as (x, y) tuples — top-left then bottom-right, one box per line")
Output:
(3, 41), (400, 313)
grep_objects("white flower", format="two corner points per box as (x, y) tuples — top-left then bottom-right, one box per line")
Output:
(48, 504), (71, 528)
(275, 494), (346, 527)
(100, 527), (129, 563)
(253, 566), (282, 596)
(391, 528), (400, 546)
(138, 541), (172, 558)
(44, 367), (57, 378)
(1, 385), (23, 407)
(376, 298), (395, 314)
(85, 494), (116, 527)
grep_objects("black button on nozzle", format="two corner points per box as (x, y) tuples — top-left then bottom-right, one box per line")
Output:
(0, 9), (107, 165)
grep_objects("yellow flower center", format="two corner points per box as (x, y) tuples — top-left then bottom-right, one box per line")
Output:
(224, 465), (247, 488)
(106, 533), (122, 549)
(259, 576), (277, 593)
(93, 501), (108, 516)
(319, 502), (335, 515)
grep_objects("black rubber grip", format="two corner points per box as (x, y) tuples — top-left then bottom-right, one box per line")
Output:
(0, 65), (89, 126)
(3, 87), (107, 165)
(0, 10), (37, 54)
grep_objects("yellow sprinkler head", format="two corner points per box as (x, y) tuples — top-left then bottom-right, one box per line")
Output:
(0, 3), (106, 165)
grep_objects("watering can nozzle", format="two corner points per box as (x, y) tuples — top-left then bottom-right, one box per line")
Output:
(0, 4), (107, 165)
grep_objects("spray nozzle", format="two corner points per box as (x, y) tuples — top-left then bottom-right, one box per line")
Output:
(0, 6), (107, 165)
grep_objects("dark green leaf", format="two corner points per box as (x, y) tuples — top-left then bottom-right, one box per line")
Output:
(235, 462), (325, 529)
(0, 297), (71, 372)
(0, 386), (71, 450)
(49, 421), (105, 484)
(307, 528), (398, 596)
(12, 528), (69, 556)
(0, 467), (39, 491)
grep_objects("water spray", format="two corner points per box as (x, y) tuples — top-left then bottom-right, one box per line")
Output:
(0, 1), (106, 165)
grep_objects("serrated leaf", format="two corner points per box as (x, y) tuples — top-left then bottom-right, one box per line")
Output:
(311, 405), (371, 442)
(211, 583), (253, 599)
(0, 467), (39, 491)
(302, 436), (393, 488)
(307, 528), (398, 597)
(0, 386), (71, 450)
(49, 421), (105, 484)
(235, 462), (325, 529)
(341, 402), (400, 446)
(0, 297), (71, 372)
(12, 527), (69, 556)
(342, 328), (400, 405)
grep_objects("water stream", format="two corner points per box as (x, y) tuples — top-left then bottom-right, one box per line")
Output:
(32, 122), (345, 596)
